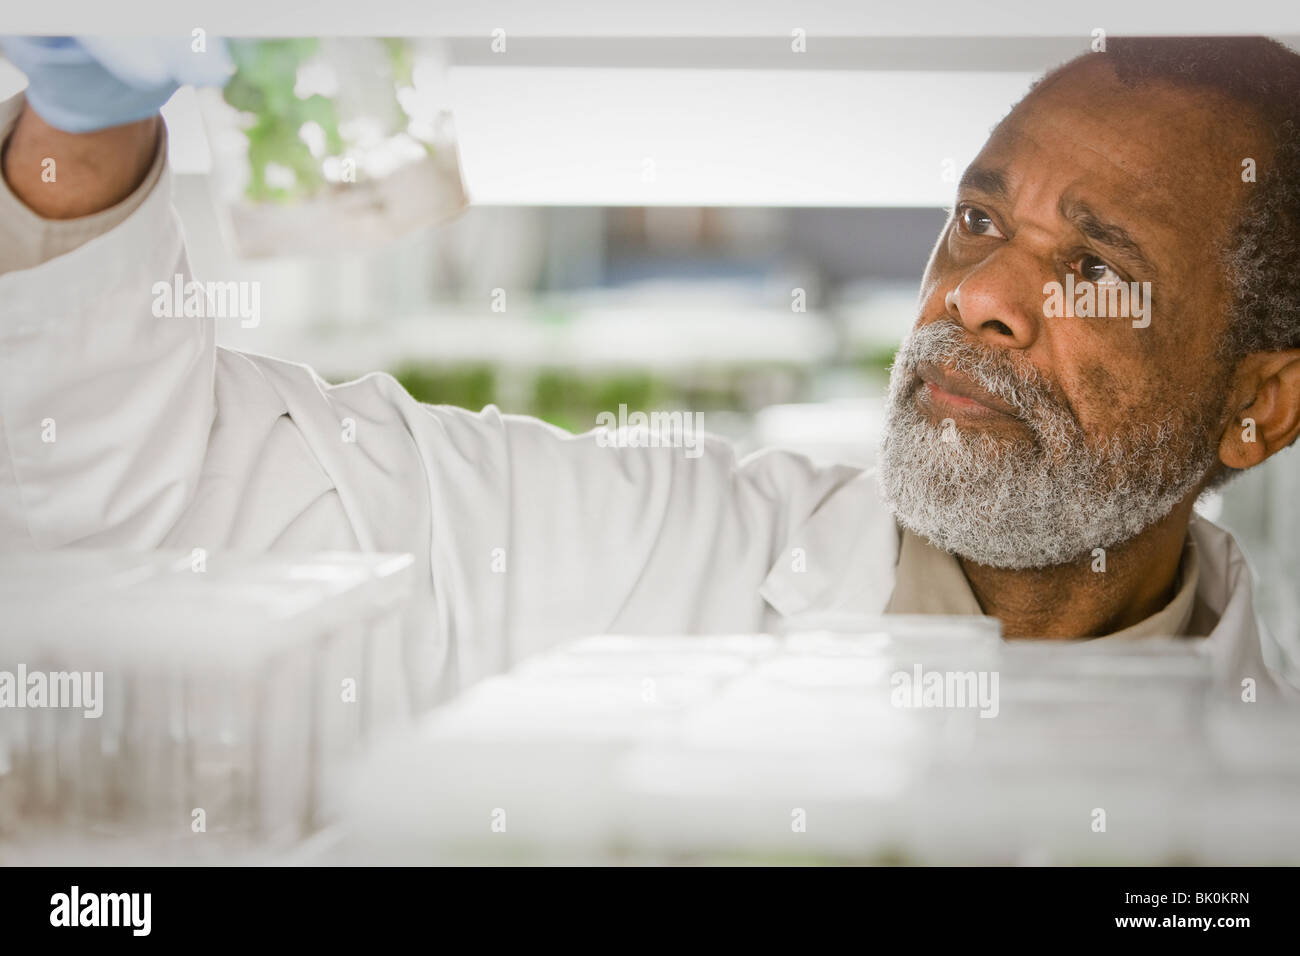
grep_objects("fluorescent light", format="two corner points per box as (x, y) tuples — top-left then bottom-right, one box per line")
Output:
(449, 67), (1035, 206)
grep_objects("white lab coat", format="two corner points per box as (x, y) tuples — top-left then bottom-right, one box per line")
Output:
(0, 143), (1288, 706)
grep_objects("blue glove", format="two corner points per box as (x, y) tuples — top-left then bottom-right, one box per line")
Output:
(0, 35), (233, 133)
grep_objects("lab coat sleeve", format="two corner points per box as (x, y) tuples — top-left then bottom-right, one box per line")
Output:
(252, 359), (862, 701)
(492, 410), (863, 654)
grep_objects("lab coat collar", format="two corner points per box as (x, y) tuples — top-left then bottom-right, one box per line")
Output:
(1184, 513), (1276, 692)
(758, 469), (898, 619)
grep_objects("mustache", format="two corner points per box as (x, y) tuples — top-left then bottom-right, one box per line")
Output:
(891, 321), (1065, 424)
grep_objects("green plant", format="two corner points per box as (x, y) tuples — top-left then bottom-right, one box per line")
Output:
(222, 38), (421, 203)
(389, 364), (498, 413)
(222, 39), (342, 203)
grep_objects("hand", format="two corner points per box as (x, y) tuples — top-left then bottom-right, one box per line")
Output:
(1, 35), (233, 133)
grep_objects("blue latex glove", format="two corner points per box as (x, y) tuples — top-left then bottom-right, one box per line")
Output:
(0, 35), (234, 133)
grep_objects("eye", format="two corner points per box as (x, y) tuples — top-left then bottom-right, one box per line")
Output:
(957, 204), (1005, 238)
(1076, 253), (1122, 284)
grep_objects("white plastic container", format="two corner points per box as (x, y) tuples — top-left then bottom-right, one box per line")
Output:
(339, 621), (1300, 865)
(0, 549), (413, 859)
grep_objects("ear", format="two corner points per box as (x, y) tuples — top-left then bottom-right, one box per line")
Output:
(1218, 349), (1300, 469)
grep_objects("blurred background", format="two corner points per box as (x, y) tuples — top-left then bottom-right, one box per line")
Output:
(0, 31), (1296, 675)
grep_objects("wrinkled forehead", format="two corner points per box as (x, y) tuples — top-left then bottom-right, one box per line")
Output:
(974, 59), (1263, 243)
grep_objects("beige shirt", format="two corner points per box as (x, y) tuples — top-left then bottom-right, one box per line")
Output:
(0, 92), (167, 275)
(885, 525), (1216, 638)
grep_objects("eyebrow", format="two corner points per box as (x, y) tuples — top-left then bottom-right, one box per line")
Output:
(958, 165), (1158, 280)
(1057, 199), (1158, 280)
(957, 165), (1010, 200)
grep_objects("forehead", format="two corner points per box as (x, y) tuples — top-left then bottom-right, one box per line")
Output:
(974, 60), (1261, 246)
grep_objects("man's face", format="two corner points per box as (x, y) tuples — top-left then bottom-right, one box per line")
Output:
(878, 58), (1264, 569)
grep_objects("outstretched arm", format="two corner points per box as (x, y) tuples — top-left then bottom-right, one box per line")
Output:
(0, 35), (230, 547)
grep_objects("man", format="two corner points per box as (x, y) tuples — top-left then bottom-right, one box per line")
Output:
(1, 36), (1297, 704)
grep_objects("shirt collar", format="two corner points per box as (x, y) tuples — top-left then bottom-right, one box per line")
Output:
(885, 526), (1201, 639)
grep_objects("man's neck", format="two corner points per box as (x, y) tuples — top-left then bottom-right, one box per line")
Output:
(957, 501), (1196, 639)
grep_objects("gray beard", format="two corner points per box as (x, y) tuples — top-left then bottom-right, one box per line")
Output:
(876, 321), (1220, 570)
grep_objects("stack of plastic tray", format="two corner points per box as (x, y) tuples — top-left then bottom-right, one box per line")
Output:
(338, 619), (1300, 865)
(0, 549), (413, 861)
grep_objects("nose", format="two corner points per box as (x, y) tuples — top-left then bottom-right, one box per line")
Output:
(943, 249), (1044, 350)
